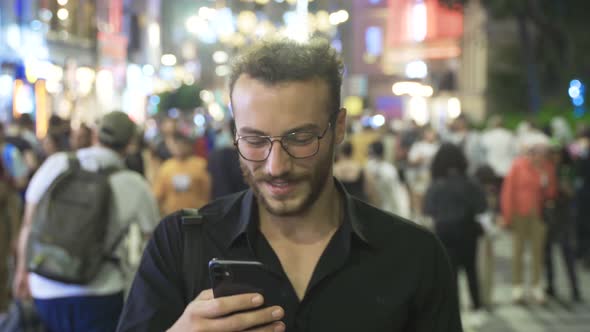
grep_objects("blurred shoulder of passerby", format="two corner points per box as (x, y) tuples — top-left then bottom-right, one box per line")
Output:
(501, 134), (556, 304)
(479, 115), (516, 179)
(333, 141), (368, 201)
(365, 141), (410, 218)
(423, 142), (487, 323)
(207, 123), (248, 200)
(12, 111), (159, 331)
(153, 130), (211, 216)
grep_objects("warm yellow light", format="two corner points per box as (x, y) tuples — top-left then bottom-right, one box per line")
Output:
(315, 10), (331, 32)
(344, 96), (363, 116)
(448, 97), (462, 119)
(35, 80), (48, 138)
(237, 11), (258, 34)
(392, 81), (433, 97)
(409, 97), (429, 126)
(208, 103), (225, 121)
(200, 90), (215, 103)
(212, 51), (229, 64)
(57, 0), (68, 6)
(57, 8), (69, 20)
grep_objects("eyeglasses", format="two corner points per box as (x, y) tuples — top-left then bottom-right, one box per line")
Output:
(234, 112), (338, 162)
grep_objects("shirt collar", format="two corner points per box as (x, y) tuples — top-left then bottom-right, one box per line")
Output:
(211, 179), (374, 250)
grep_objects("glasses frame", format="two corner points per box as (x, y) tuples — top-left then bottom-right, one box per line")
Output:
(234, 111), (339, 162)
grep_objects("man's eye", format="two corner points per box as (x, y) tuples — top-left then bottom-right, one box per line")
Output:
(286, 132), (316, 145)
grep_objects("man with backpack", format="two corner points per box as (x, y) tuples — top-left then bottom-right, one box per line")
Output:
(12, 111), (159, 332)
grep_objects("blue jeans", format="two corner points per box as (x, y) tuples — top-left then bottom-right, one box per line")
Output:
(34, 292), (124, 332)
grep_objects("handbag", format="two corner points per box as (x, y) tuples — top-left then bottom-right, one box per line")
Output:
(0, 300), (45, 332)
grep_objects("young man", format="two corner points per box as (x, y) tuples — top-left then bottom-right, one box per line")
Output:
(118, 39), (461, 332)
(153, 130), (211, 216)
(12, 111), (159, 332)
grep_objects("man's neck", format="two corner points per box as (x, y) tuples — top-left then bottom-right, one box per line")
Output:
(259, 178), (343, 245)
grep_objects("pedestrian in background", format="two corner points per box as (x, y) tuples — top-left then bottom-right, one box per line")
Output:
(152, 130), (211, 216)
(423, 142), (487, 325)
(12, 111), (159, 332)
(544, 142), (581, 302)
(501, 133), (556, 304)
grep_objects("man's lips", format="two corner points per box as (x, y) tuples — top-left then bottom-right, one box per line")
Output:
(263, 179), (299, 196)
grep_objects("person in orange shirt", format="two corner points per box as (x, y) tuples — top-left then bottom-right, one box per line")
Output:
(153, 131), (211, 216)
(501, 134), (557, 304)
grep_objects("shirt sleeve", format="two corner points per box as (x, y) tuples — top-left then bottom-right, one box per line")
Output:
(410, 233), (463, 332)
(134, 176), (160, 234)
(117, 215), (187, 332)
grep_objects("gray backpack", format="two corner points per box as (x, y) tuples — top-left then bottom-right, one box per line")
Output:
(27, 154), (121, 284)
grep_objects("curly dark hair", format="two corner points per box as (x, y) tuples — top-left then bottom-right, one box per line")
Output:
(228, 38), (344, 114)
(430, 143), (468, 180)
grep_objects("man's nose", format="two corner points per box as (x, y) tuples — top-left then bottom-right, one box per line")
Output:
(265, 140), (291, 176)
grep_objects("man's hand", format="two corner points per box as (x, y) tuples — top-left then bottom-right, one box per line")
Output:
(167, 289), (285, 332)
(12, 268), (30, 299)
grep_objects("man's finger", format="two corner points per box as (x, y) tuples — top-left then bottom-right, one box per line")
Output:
(244, 321), (286, 332)
(208, 306), (284, 331)
(195, 289), (214, 301)
(194, 292), (264, 318)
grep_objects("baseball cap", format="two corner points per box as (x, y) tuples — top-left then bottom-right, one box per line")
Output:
(98, 111), (136, 147)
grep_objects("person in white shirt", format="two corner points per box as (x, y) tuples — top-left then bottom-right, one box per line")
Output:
(365, 141), (411, 218)
(480, 116), (517, 178)
(13, 111), (159, 332)
(406, 127), (440, 221)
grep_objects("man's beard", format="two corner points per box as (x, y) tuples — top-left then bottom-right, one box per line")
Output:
(240, 145), (334, 217)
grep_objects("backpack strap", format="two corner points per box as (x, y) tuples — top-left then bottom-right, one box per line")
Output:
(181, 208), (206, 301)
(67, 153), (81, 170)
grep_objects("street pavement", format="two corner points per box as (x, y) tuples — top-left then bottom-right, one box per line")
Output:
(461, 232), (590, 332)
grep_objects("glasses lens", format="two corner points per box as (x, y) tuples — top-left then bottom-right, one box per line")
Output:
(237, 137), (270, 161)
(283, 132), (319, 158)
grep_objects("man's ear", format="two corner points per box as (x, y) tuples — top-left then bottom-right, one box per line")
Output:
(335, 108), (347, 144)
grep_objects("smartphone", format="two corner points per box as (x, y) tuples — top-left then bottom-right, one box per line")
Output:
(208, 258), (269, 299)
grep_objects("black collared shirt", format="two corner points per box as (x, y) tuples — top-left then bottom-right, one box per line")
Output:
(118, 182), (462, 332)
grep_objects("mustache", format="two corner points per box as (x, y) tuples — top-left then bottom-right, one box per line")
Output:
(255, 173), (305, 183)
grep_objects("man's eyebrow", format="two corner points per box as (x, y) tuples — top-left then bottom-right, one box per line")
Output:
(238, 123), (320, 136)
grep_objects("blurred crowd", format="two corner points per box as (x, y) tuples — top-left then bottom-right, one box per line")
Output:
(1, 111), (589, 328)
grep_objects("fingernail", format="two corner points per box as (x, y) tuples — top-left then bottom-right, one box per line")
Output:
(272, 308), (283, 319)
(252, 295), (263, 305)
(274, 323), (285, 332)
